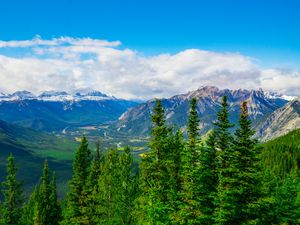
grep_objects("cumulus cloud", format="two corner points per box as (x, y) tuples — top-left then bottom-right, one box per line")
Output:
(0, 36), (299, 99)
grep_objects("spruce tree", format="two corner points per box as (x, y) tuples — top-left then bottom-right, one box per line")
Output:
(196, 129), (218, 224)
(1, 153), (24, 225)
(117, 146), (139, 225)
(33, 160), (61, 225)
(63, 137), (91, 224)
(21, 185), (40, 225)
(138, 99), (177, 224)
(49, 173), (61, 225)
(95, 148), (120, 224)
(232, 101), (262, 224)
(178, 97), (202, 224)
(214, 95), (236, 225)
(82, 141), (103, 224)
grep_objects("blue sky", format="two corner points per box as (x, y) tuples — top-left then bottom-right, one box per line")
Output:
(1, 0), (300, 67)
(0, 0), (299, 98)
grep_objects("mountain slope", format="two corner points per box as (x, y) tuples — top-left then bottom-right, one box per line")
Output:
(0, 120), (76, 195)
(261, 128), (300, 178)
(109, 86), (289, 137)
(0, 90), (138, 132)
(256, 97), (300, 141)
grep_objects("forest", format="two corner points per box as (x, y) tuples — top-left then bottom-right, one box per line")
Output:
(0, 96), (299, 225)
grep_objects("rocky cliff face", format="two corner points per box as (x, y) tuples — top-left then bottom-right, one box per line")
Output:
(110, 86), (289, 137)
(255, 97), (300, 141)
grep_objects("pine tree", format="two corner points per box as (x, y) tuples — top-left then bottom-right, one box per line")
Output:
(232, 101), (262, 224)
(1, 153), (24, 225)
(49, 173), (62, 225)
(138, 99), (178, 224)
(214, 95), (237, 225)
(117, 146), (139, 225)
(21, 185), (40, 225)
(82, 141), (103, 224)
(196, 129), (218, 224)
(95, 148), (120, 224)
(178, 97), (202, 224)
(33, 160), (61, 225)
(63, 137), (91, 224)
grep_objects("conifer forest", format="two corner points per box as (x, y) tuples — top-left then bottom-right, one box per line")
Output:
(1, 96), (299, 225)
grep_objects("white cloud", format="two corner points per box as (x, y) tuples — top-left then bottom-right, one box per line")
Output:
(0, 36), (299, 99)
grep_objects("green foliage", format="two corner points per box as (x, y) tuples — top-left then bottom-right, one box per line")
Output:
(178, 98), (202, 224)
(21, 185), (39, 225)
(0, 153), (24, 225)
(63, 137), (91, 224)
(1, 96), (300, 225)
(138, 99), (183, 224)
(214, 100), (263, 224)
(21, 161), (61, 225)
(80, 142), (103, 224)
(197, 129), (218, 224)
(260, 129), (300, 224)
(261, 128), (300, 178)
(93, 147), (138, 224)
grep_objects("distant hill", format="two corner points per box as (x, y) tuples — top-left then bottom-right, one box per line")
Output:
(0, 90), (138, 132)
(261, 128), (300, 178)
(108, 86), (290, 138)
(0, 120), (77, 196)
(255, 97), (300, 141)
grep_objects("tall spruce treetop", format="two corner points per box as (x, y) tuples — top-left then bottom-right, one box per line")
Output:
(150, 99), (170, 162)
(49, 173), (61, 225)
(214, 95), (237, 225)
(1, 153), (24, 225)
(33, 160), (61, 225)
(64, 137), (91, 224)
(232, 101), (262, 224)
(138, 99), (177, 224)
(178, 97), (201, 224)
(37, 160), (52, 225)
(187, 97), (199, 149)
(214, 95), (234, 153)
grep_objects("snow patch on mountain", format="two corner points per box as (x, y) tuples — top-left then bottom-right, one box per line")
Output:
(0, 90), (115, 102)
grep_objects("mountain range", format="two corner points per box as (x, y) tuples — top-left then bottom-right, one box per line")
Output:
(1, 86), (299, 193)
(108, 86), (295, 140)
(0, 90), (138, 132)
(0, 86), (299, 142)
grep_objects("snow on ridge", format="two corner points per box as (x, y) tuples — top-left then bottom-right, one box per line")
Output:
(0, 90), (115, 102)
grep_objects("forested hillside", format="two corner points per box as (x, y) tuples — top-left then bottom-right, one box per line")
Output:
(0, 120), (76, 196)
(0, 97), (299, 225)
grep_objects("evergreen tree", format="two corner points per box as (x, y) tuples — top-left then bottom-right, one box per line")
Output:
(33, 160), (61, 225)
(21, 185), (40, 225)
(49, 173), (62, 225)
(82, 141), (103, 224)
(196, 129), (218, 224)
(232, 101), (262, 224)
(117, 146), (139, 225)
(214, 95), (237, 225)
(138, 99), (179, 224)
(1, 153), (24, 225)
(95, 148), (120, 225)
(63, 137), (91, 224)
(178, 97), (202, 224)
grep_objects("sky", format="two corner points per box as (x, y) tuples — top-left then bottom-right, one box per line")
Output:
(0, 0), (299, 99)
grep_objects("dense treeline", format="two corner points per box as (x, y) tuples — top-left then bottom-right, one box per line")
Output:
(0, 96), (299, 224)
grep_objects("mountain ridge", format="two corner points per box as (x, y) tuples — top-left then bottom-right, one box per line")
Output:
(109, 86), (292, 138)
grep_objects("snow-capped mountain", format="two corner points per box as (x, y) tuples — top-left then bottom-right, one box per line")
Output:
(109, 86), (292, 137)
(0, 90), (115, 102)
(0, 90), (138, 132)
